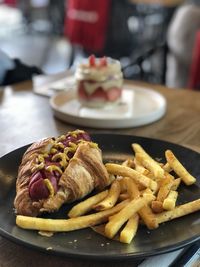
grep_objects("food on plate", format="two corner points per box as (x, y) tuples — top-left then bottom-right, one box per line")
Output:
(15, 142), (200, 244)
(16, 200), (129, 232)
(121, 177), (159, 229)
(132, 143), (165, 180)
(162, 190), (178, 210)
(14, 129), (111, 217)
(68, 190), (108, 218)
(165, 149), (196, 185)
(93, 179), (121, 211)
(151, 174), (175, 213)
(105, 163), (158, 192)
(75, 55), (123, 107)
(119, 213), (139, 244)
(156, 199), (200, 224)
(104, 193), (155, 239)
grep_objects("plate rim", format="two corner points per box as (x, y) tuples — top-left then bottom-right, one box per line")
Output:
(0, 133), (200, 260)
(0, 227), (199, 261)
(49, 85), (167, 129)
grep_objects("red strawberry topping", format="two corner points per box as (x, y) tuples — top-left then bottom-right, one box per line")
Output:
(78, 82), (88, 99)
(99, 56), (107, 67)
(89, 87), (107, 100)
(106, 88), (122, 102)
(89, 55), (96, 67)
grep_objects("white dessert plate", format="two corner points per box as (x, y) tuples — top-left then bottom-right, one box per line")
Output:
(50, 85), (167, 129)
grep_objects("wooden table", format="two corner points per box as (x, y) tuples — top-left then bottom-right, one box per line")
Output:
(0, 76), (200, 267)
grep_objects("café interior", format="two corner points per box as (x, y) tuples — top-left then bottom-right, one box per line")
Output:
(0, 1), (200, 267)
(1, 0), (200, 89)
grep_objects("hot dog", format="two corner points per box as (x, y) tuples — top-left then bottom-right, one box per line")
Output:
(14, 130), (111, 217)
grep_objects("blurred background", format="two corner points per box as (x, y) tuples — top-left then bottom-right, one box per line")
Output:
(0, 0), (200, 89)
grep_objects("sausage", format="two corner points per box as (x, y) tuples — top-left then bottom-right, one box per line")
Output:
(14, 130), (110, 217)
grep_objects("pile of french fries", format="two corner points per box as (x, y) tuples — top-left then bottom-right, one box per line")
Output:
(16, 143), (200, 244)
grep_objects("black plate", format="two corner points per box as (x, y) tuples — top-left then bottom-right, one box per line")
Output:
(0, 134), (200, 260)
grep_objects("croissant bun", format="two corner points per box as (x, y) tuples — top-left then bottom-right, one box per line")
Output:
(14, 130), (111, 217)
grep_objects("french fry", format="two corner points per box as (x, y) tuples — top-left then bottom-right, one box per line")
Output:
(68, 190), (108, 218)
(156, 186), (172, 204)
(119, 193), (129, 201)
(16, 199), (129, 232)
(151, 175), (174, 213)
(139, 204), (159, 229)
(121, 159), (147, 190)
(165, 150), (196, 185)
(162, 162), (172, 172)
(164, 172), (175, 182)
(163, 190), (178, 210)
(136, 152), (165, 181)
(105, 163), (158, 192)
(121, 177), (159, 229)
(122, 177), (140, 199)
(141, 188), (154, 196)
(118, 169), (146, 192)
(105, 194), (155, 239)
(156, 175), (174, 202)
(171, 178), (181, 190)
(132, 144), (165, 180)
(116, 159), (135, 180)
(151, 200), (164, 213)
(93, 180), (121, 211)
(122, 159), (135, 168)
(134, 157), (149, 175)
(117, 178), (127, 193)
(119, 214), (139, 244)
(156, 199), (200, 224)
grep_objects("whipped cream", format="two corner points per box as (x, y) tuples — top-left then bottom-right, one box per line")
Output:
(75, 57), (123, 95)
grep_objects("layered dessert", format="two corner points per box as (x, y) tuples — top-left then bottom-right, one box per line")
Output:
(75, 55), (123, 108)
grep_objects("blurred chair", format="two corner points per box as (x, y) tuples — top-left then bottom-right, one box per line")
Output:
(2, 0), (17, 7)
(166, 3), (200, 89)
(188, 30), (200, 90)
(64, 0), (173, 84)
(64, 0), (112, 66)
(64, 0), (139, 66)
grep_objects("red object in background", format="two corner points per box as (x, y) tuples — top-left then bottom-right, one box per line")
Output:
(64, 0), (111, 53)
(188, 30), (200, 90)
(2, 0), (17, 7)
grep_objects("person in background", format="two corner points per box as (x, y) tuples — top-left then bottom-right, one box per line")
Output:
(0, 50), (42, 86)
(166, 0), (200, 89)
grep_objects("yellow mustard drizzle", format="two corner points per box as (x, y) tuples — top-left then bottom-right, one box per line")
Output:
(68, 129), (85, 138)
(37, 153), (49, 163)
(32, 131), (94, 175)
(30, 131), (98, 200)
(88, 141), (98, 149)
(56, 135), (66, 142)
(46, 165), (63, 175)
(52, 153), (68, 168)
(64, 142), (77, 156)
(77, 139), (98, 149)
(50, 148), (57, 154)
(44, 179), (54, 197)
(32, 162), (45, 173)
(53, 142), (65, 149)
